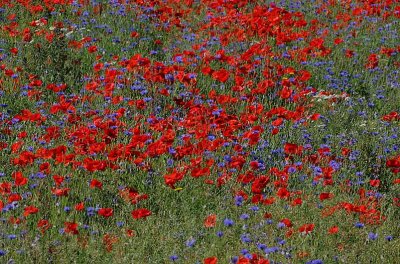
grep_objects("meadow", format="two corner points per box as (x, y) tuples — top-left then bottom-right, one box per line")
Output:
(0, 0), (399, 263)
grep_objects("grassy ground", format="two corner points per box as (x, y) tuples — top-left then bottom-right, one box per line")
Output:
(0, 1), (399, 263)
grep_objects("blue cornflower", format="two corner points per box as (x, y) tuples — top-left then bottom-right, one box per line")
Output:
(249, 206), (259, 212)
(230, 256), (239, 264)
(224, 218), (234, 227)
(355, 222), (365, 228)
(169, 255), (178, 261)
(8, 234), (17, 240)
(240, 233), (252, 243)
(264, 247), (279, 254)
(257, 243), (267, 250)
(216, 231), (224, 237)
(240, 214), (249, 220)
(86, 207), (96, 217)
(386, 235), (393, 241)
(185, 238), (196, 248)
(368, 232), (378, 241)
(314, 166), (322, 176)
(234, 196), (244, 206)
(277, 222), (286, 229)
(240, 249), (249, 255)
(307, 260), (323, 264)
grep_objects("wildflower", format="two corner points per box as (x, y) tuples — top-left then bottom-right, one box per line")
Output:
(203, 256), (218, 264)
(240, 233), (252, 243)
(307, 260), (323, 264)
(223, 218), (234, 227)
(230, 256), (239, 264)
(131, 208), (152, 219)
(240, 214), (249, 220)
(234, 196), (244, 206)
(204, 214), (216, 228)
(368, 232), (378, 241)
(185, 238), (196, 248)
(249, 206), (259, 212)
(355, 222), (365, 228)
(264, 247), (279, 254)
(98, 208), (113, 218)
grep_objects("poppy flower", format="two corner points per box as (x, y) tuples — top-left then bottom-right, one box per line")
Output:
(284, 143), (303, 155)
(299, 223), (315, 234)
(204, 256), (218, 264)
(126, 229), (135, 237)
(98, 208), (113, 218)
(75, 202), (85, 211)
(88, 45), (98, 53)
(24, 205), (39, 217)
(131, 208), (152, 219)
(328, 226), (339, 234)
(10, 47), (18, 55)
(366, 54), (379, 69)
(90, 179), (103, 189)
(51, 188), (70, 197)
(319, 192), (334, 201)
(12, 171), (28, 186)
(204, 214), (216, 228)
(37, 219), (51, 234)
(212, 69), (230, 83)
(280, 218), (292, 228)
(370, 179), (380, 187)
(64, 222), (79, 235)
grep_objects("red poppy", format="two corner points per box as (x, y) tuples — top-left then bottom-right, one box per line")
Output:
(98, 208), (113, 218)
(279, 86), (292, 99)
(12, 171), (28, 186)
(366, 54), (379, 69)
(251, 176), (270, 194)
(280, 218), (292, 228)
(212, 69), (230, 83)
(90, 179), (103, 189)
(51, 188), (70, 197)
(10, 47), (18, 55)
(369, 179), (380, 187)
(328, 226), (339, 234)
(88, 45), (98, 53)
(319, 192), (334, 201)
(291, 198), (303, 206)
(126, 229), (135, 237)
(24, 205), (39, 217)
(298, 223), (315, 234)
(204, 214), (216, 228)
(64, 222), (79, 235)
(284, 143), (303, 155)
(75, 202), (85, 211)
(204, 256), (218, 264)
(131, 208), (152, 219)
(276, 187), (290, 199)
(37, 219), (51, 234)
(53, 175), (64, 186)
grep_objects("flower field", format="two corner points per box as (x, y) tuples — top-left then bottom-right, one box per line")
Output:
(0, 0), (400, 263)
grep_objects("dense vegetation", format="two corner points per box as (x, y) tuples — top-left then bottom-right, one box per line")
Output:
(0, 0), (399, 263)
